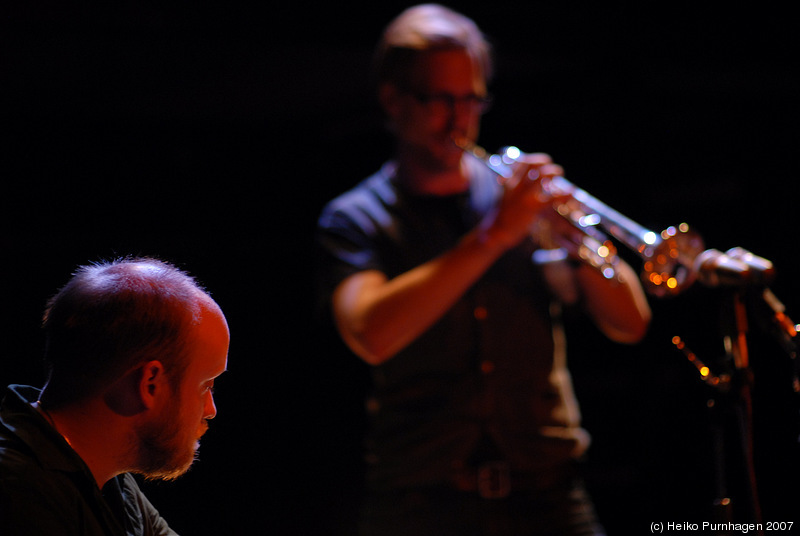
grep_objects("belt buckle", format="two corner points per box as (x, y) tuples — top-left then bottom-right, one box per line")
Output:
(477, 461), (510, 499)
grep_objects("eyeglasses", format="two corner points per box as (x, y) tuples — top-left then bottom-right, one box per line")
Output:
(405, 91), (493, 115)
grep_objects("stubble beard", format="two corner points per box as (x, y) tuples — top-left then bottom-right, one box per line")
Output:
(132, 403), (204, 482)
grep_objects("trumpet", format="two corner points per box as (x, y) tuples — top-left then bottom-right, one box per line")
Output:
(460, 142), (706, 297)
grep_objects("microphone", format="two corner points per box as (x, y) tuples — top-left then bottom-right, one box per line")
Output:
(694, 248), (775, 288)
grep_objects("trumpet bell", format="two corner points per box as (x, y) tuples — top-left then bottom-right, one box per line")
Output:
(640, 224), (705, 297)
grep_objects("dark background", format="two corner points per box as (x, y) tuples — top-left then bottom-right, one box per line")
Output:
(2, 2), (798, 534)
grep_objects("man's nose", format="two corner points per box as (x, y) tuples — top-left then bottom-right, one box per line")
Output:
(204, 392), (218, 420)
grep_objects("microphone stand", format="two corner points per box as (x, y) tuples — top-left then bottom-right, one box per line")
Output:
(717, 287), (761, 532)
(675, 247), (796, 535)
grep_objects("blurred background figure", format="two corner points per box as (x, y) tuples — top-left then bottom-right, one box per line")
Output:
(316, 5), (651, 535)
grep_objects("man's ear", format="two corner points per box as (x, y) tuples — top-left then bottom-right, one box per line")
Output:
(103, 361), (165, 416)
(138, 360), (167, 410)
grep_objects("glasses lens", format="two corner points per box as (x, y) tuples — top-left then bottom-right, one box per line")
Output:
(410, 92), (492, 114)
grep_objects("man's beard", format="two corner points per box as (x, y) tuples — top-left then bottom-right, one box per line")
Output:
(132, 402), (205, 482)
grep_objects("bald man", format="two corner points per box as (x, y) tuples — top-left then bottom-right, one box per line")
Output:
(0, 257), (230, 536)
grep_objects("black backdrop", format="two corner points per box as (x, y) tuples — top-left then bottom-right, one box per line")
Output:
(2, 3), (798, 534)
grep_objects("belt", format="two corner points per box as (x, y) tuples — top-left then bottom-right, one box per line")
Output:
(452, 461), (511, 499)
(451, 461), (576, 500)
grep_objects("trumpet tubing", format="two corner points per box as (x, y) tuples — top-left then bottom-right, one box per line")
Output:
(462, 143), (705, 296)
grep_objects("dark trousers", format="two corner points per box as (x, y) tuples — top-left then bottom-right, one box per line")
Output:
(358, 474), (606, 536)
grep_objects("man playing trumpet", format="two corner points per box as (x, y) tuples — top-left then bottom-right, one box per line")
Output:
(316, 4), (651, 535)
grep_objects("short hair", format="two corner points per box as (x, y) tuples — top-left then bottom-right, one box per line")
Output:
(374, 4), (493, 89)
(40, 257), (208, 409)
